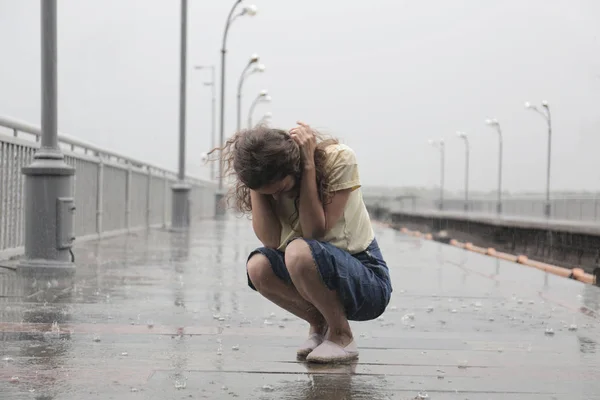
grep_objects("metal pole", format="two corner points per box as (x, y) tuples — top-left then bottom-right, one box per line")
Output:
(236, 61), (254, 132)
(440, 142), (445, 211)
(464, 138), (469, 212)
(248, 95), (264, 129)
(217, 1), (243, 215)
(497, 126), (503, 215)
(19, 0), (76, 273)
(210, 66), (216, 182)
(544, 106), (552, 218)
(40, 1), (58, 153)
(178, 0), (187, 182)
(171, 0), (192, 230)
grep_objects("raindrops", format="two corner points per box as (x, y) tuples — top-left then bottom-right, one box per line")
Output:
(146, 320), (154, 328)
(488, 317), (495, 322)
(262, 384), (275, 392)
(2, 356), (14, 362)
(263, 319), (273, 326)
(401, 313), (415, 322)
(232, 345), (240, 351)
(93, 335), (101, 342)
(9, 376), (19, 383)
(426, 306), (434, 313)
(130, 388), (139, 393)
(451, 309), (457, 314)
(174, 378), (187, 389)
(545, 327), (555, 336)
(458, 360), (469, 369)
(121, 352), (129, 356)
(415, 391), (429, 399)
(568, 324), (578, 331)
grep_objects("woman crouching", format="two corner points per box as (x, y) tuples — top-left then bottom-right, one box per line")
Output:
(214, 121), (392, 363)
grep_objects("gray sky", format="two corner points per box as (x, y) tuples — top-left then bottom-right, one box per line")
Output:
(1, 0), (599, 194)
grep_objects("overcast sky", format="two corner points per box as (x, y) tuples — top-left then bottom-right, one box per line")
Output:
(1, 0), (599, 194)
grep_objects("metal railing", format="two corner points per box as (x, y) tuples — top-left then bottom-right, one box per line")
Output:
(363, 193), (600, 222)
(0, 116), (217, 259)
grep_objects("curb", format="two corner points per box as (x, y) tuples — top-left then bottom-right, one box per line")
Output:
(377, 222), (597, 286)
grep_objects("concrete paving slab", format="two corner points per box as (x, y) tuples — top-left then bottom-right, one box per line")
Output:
(1, 217), (599, 399)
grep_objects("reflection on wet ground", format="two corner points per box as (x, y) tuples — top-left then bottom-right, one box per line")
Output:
(1, 216), (600, 399)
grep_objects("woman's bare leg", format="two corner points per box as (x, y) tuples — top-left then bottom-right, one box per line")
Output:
(247, 253), (326, 335)
(284, 240), (354, 347)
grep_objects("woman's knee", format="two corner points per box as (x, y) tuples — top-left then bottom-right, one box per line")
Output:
(247, 253), (276, 292)
(285, 239), (316, 278)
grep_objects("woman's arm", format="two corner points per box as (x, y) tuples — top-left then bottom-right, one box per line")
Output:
(291, 122), (355, 239)
(299, 165), (352, 239)
(298, 164), (326, 238)
(250, 189), (282, 249)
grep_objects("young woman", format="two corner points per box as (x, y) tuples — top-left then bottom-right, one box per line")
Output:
(215, 121), (392, 363)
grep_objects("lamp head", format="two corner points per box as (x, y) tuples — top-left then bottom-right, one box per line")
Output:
(255, 64), (266, 72)
(259, 89), (268, 96)
(541, 100), (548, 107)
(250, 53), (259, 63)
(243, 4), (258, 16)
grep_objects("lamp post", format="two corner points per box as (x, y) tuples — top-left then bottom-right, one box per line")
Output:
(237, 54), (265, 132)
(19, 0), (76, 273)
(525, 100), (552, 218)
(485, 118), (503, 215)
(194, 65), (216, 181)
(456, 132), (470, 212)
(171, 0), (192, 231)
(428, 139), (445, 211)
(217, 1), (257, 215)
(248, 90), (271, 129)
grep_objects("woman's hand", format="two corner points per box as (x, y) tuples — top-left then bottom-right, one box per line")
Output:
(290, 121), (317, 169)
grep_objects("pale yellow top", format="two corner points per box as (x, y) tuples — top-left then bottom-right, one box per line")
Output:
(276, 143), (375, 253)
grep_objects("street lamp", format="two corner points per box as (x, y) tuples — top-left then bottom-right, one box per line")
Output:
(485, 118), (503, 215)
(456, 131), (470, 212)
(428, 139), (445, 211)
(258, 111), (272, 125)
(194, 65), (216, 181)
(217, 0), (257, 214)
(237, 54), (265, 132)
(525, 100), (552, 218)
(248, 90), (271, 129)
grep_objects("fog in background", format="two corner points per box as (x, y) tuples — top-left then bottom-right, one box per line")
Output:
(1, 0), (599, 195)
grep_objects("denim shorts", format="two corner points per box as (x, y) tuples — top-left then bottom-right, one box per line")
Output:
(246, 237), (393, 321)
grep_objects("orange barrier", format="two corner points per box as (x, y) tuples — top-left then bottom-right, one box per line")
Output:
(395, 225), (596, 286)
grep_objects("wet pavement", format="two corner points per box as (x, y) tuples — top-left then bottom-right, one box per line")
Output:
(1, 216), (600, 399)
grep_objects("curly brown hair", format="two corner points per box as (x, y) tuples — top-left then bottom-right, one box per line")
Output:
(208, 124), (339, 221)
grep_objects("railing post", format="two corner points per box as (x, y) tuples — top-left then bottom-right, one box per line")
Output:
(146, 166), (152, 228)
(125, 164), (132, 232)
(96, 159), (104, 238)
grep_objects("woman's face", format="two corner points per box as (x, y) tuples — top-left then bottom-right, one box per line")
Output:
(256, 175), (296, 200)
